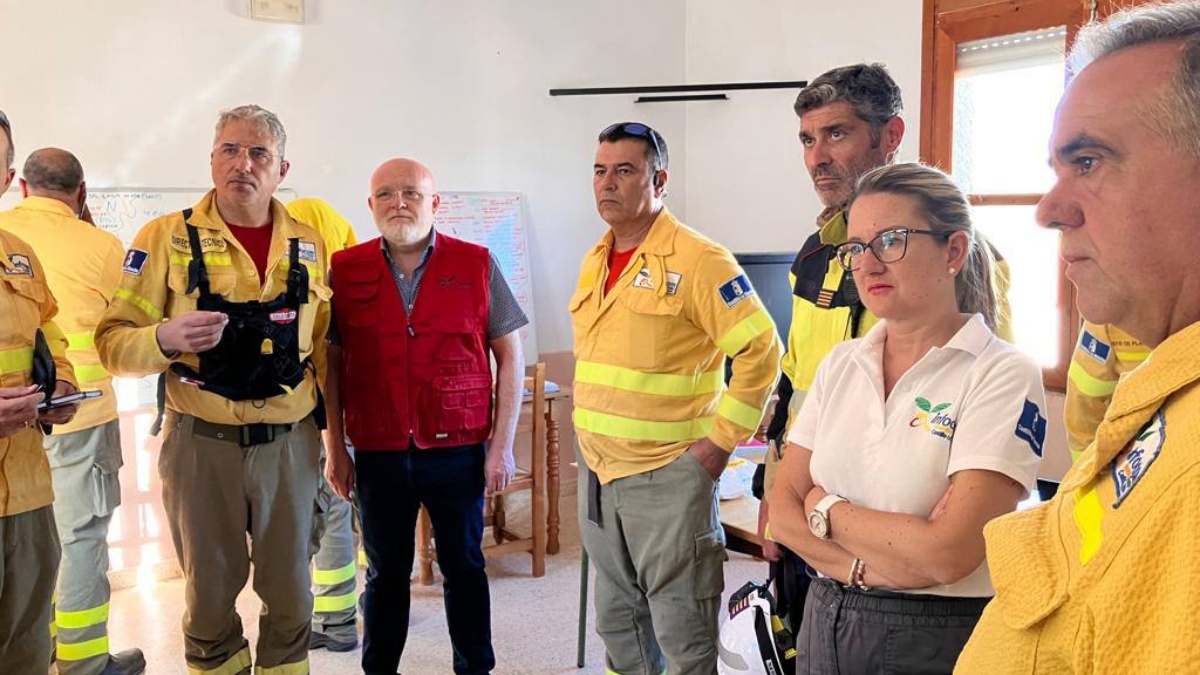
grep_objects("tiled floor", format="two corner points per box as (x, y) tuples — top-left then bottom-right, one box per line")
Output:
(106, 495), (769, 674)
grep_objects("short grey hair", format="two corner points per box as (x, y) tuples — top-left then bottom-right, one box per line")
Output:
(214, 104), (287, 159)
(23, 148), (84, 193)
(1069, 1), (1200, 157)
(794, 63), (903, 143)
(849, 163), (1001, 331)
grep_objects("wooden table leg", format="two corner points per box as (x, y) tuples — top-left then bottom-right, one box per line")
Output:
(546, 400), (561, 555)
(416, 506), (435, 585)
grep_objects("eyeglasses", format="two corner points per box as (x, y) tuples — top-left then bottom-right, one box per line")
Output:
(835, 228), (952, 271)
(373, 188), (428, 204)
(599, 122), (664, 167)
(214, 142), (276, 166)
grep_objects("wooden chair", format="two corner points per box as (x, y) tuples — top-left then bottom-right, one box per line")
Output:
(416, 363), (548, 583)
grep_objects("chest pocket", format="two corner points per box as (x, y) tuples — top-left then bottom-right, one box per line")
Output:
(619, 289), (684, 371)
(166, 262), (238, 309)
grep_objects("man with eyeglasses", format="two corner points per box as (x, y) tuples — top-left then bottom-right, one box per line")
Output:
(96, 105), (331, 675)
(322, 158), (527, 675)
(572, 122), (781, 674)
(0, 110), (84, 673)
(755, 65), (1014, 632)
(0, 147), (144, 675)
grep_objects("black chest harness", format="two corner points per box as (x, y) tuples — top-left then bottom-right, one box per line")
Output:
(170, 210), (311, 401)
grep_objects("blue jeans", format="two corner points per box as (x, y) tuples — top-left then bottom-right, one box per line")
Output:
(356, 445), (493, 675)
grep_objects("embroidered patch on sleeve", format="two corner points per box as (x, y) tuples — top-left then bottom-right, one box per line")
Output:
(1080, 329), (1111, 364)
(718, 273), (755, 308)
(123, 249), (149, 275)
(1015, 399), (1047, 457)
(5, 253), (33, 277)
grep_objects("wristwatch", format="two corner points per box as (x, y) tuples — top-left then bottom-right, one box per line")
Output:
(808, 493), (848, 540)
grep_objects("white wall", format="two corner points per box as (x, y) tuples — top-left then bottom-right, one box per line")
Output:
(0, 0), (689, 353)
(682, 0), (925, 252)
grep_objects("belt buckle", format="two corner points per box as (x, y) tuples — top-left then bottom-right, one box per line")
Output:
(239, 424), (274, 447)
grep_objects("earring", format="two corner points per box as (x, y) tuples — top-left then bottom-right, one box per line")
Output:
(948, 267), (956, 275)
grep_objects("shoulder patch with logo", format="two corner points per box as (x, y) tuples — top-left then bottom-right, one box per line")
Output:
(1111, 409), (1166, 507)
(298, 240), (318, 262)
(632, 267), (655, 290)
(5, 253), (33, 277)
(1015, 399), (1047, 457)
(1080, 329), (1111, 364)
(123, 249), (149, 275)
(718, 273), (755, 308)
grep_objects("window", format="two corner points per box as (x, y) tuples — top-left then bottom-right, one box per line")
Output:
(922, 0), (1090, 390)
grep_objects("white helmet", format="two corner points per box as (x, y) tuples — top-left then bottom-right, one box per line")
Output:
(717, 581), (795, 675)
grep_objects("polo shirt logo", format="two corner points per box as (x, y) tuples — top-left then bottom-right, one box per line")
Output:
(1111, 409), (1166, 507)
(910, 397), (956, 441)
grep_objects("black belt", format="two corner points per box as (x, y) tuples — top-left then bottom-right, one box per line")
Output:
(192, 419), (295, 447)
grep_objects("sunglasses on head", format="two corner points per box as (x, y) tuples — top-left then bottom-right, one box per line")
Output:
(599, 122), (663, 165)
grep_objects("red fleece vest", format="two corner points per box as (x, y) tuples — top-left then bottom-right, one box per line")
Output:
(331, 234), (492, 449)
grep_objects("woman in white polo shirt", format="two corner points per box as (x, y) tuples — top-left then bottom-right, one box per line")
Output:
(768, 162), (1046, 674)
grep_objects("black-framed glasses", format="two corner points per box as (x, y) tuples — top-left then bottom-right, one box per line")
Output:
(835, 228), (952, 271)
(599, 122), (664, 167)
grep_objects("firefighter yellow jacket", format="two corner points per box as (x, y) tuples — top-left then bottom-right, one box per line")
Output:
(0, 230), (75, 515)
(0, 196), (124, 433)
(285, 197), (358, 262)
(956, 321), (1200, 675)
(570, 208), (782, 484)
(95, 191), (331, 425)
(1065, 321), (1150, 460)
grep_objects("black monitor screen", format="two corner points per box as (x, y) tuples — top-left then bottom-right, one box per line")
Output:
(735, 252), (794, 342)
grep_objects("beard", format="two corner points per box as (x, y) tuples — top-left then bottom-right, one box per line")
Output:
(812, 148), (890, 209)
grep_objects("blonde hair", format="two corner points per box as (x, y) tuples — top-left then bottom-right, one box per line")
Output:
(849, 162), (999, 330)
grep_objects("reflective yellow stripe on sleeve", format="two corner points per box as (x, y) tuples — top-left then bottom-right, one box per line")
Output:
(1115, 349), (1149, 363)
(313, 561), (357, 586)
(57, 636), (109, 662)
(1068, 360), (1118, 398)
(574, 408), (713, 443)
(65, 331), (96, 351)
(114, 288), (163, 322)
(1073, 484), (1105, 566)
(717, 395), (764, 431)
(72, 363), (110, 383)
(715, 309), (774, 357)
(0, 346), (33, 375)
(56, 602), (109, 629)
(574, 361), (724, 397)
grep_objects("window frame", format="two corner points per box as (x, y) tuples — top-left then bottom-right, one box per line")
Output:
(920, 0), (1103, 392)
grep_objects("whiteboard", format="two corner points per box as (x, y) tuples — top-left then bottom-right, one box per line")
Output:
(1, 187), (297, 247)
(434, 192), (538, 360)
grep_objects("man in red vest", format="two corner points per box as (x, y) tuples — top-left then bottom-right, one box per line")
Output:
(324, 158), (528, 675)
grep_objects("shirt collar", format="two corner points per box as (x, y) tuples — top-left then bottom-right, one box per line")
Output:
(857, 313), (992, 359)
(380, 227), (437, 268)
(16, 195), (78, 219)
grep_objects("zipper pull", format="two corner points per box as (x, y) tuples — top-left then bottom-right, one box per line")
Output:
(407, 324), (416, 337)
